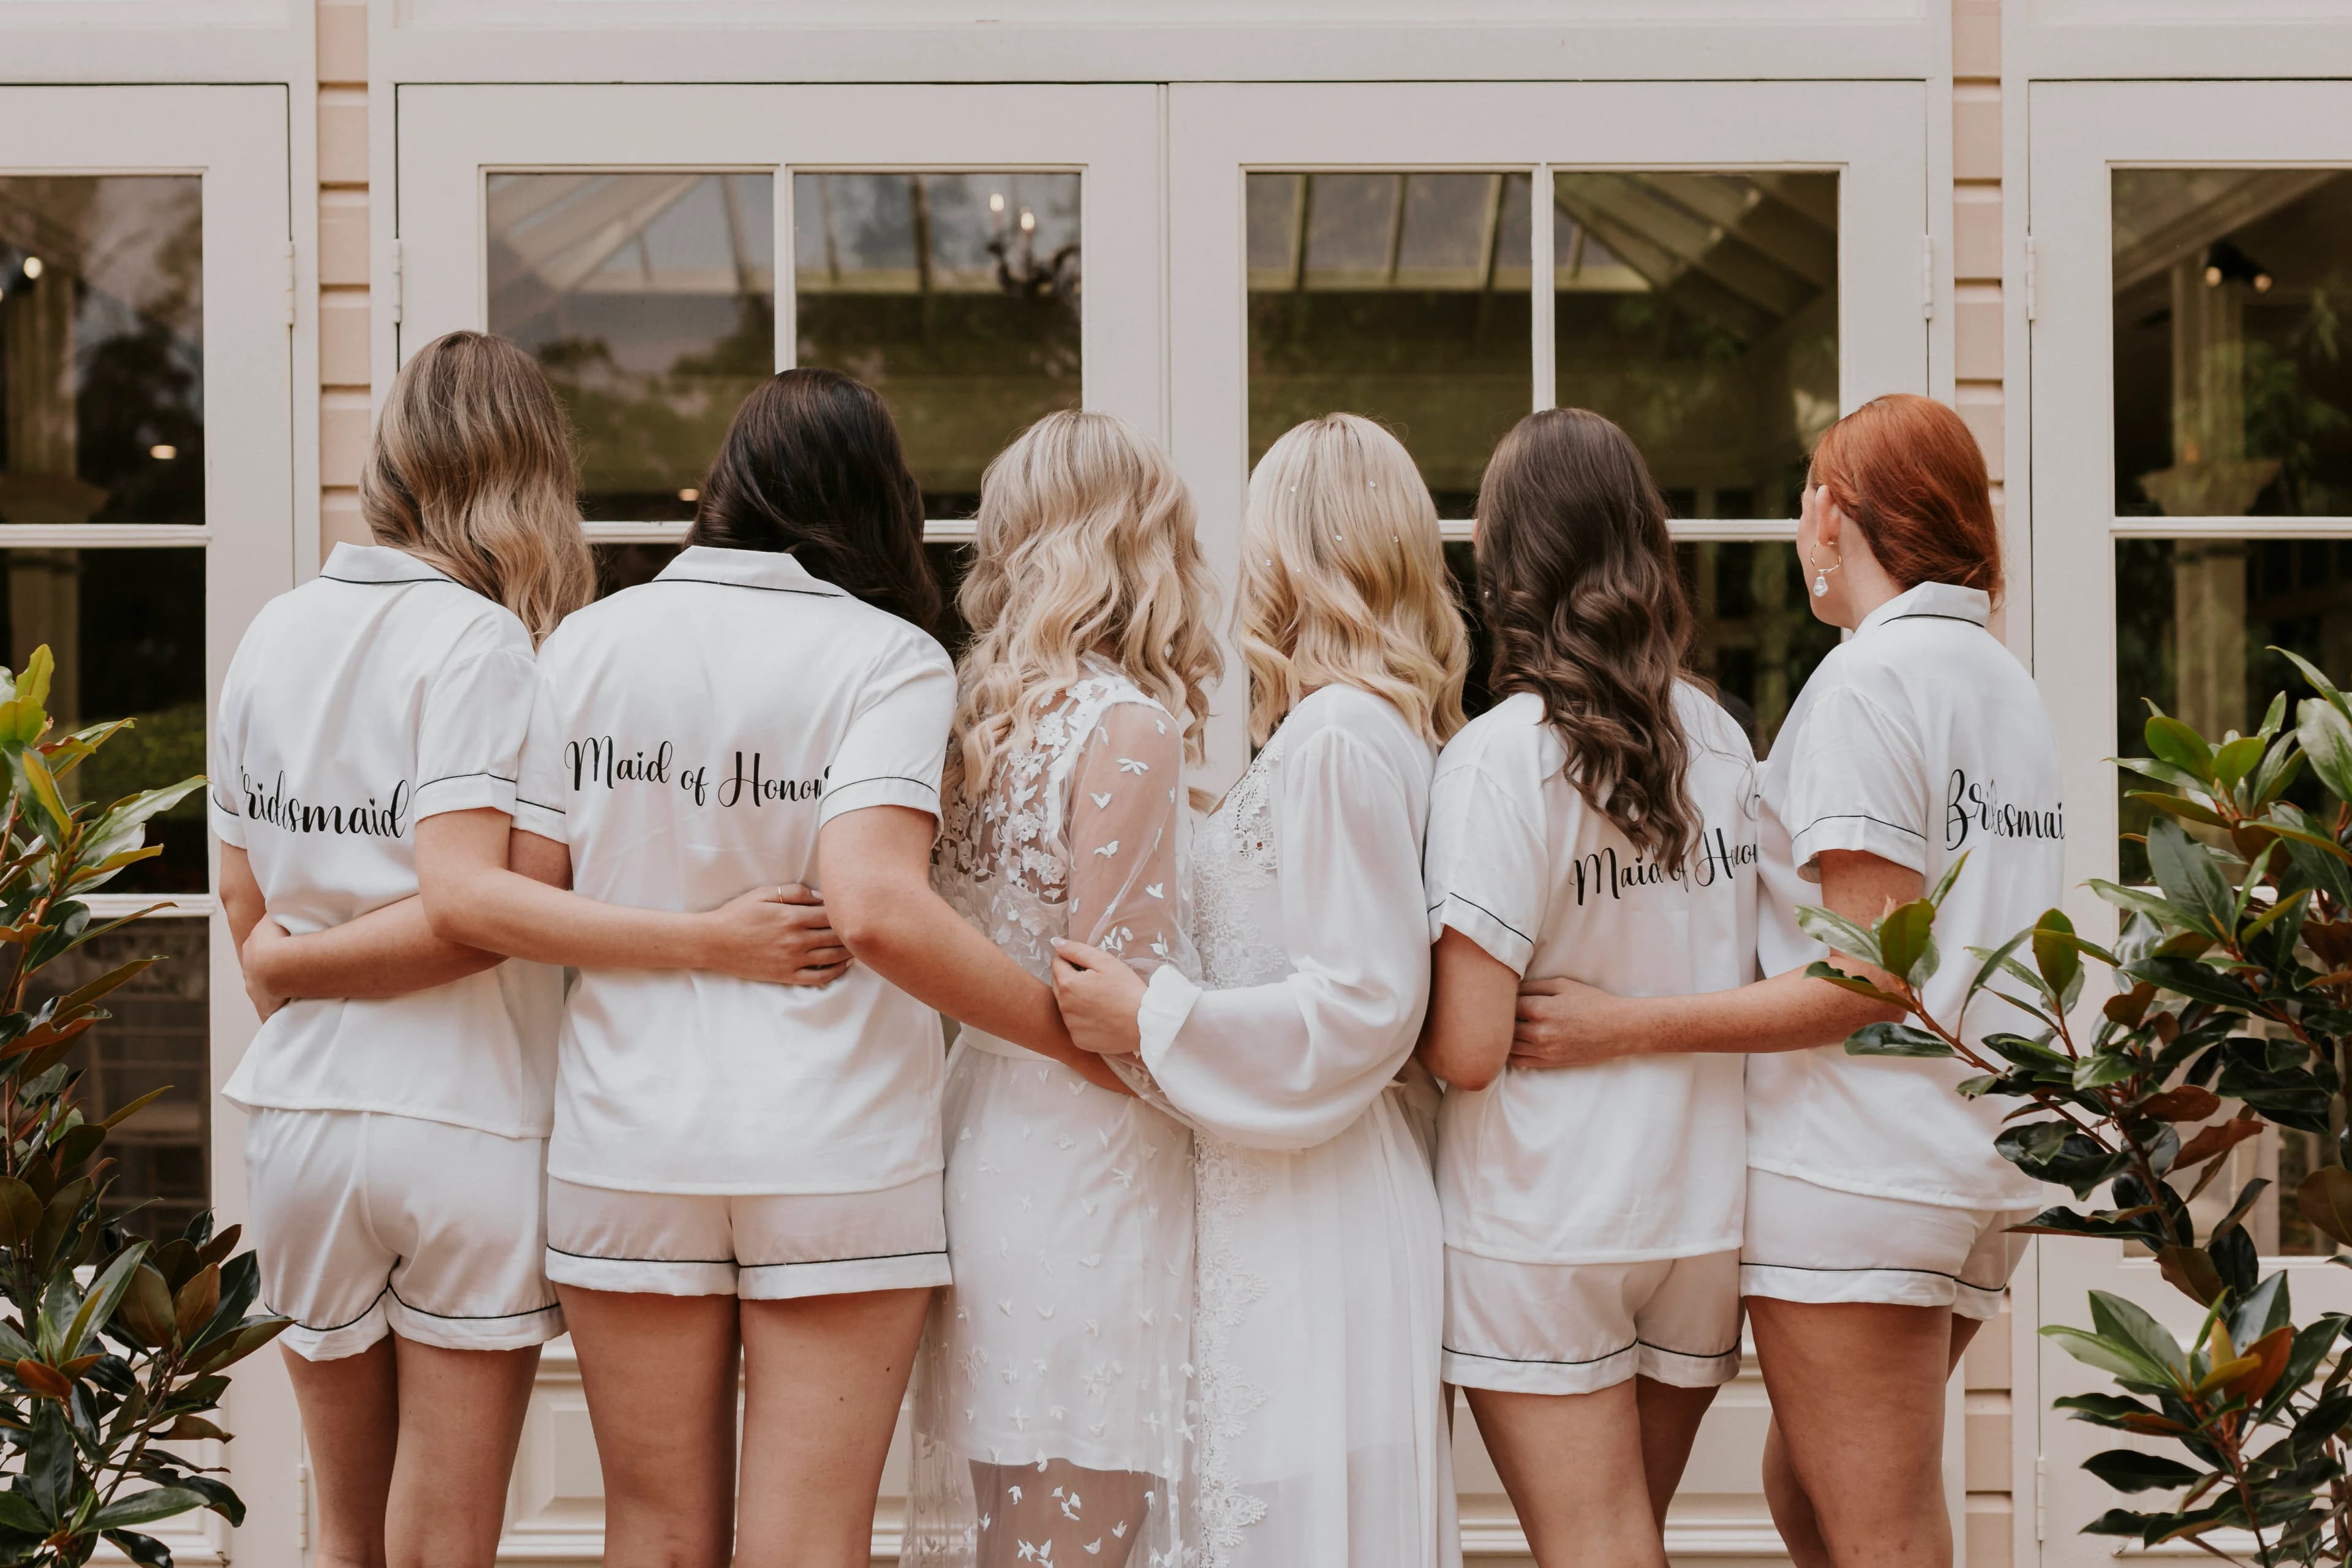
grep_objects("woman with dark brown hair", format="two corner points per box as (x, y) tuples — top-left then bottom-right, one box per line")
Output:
(1417, 407), (1760, 1567)
(1510, 393), (2064, 1568)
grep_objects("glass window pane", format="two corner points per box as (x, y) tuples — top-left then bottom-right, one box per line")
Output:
(488, 173), (777, 523)
(1554, 172), (1838, 520)
(35, 921), (209, 1237)
(0, 177), (203, 527)
(2114, 170), (2352, 519)
(2113, 535), (2352, 880)
(0, 548), (205, 892)
(1248, 172), (1532, 517)
(794, 173), (1082, 519)
(1446, 538), (1832, 753)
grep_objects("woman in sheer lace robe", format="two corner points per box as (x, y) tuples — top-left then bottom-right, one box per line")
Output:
(907, 411), (1224, 1568)
(1053, 414), (1472, 1568)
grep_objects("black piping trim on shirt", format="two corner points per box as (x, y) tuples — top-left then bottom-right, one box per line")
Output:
(1430, 892), (1533, 946)
(418, 770), (519, 790)
(514, 796), (568, 815)
(639, 578), (846, 599)
(387, 1286), (562, 1322)
(547, 1242), (946, 1269)
(1740, 1259), (2004, 1292)
(1443, 1335), (1740, 1368)
(319, 575), (459, 587)
(824, 775), (940, 798)
(1878, 612), (1988, 628)
(1798, 811), (1926, 842)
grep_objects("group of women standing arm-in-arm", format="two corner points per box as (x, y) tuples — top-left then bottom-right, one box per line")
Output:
(216, 318), (2060, 1568)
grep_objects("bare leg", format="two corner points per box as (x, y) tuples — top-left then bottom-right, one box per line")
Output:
(382, 1339), (541, 1568)
(1747, 1299), (1981, 1568)
(281, 1340), (399, 1568)
(733, 1289), (932, 1568)
(1632, 1376), (1720, 1528)
(970, 1457), (1155, 1568)
(559, 1286), (740, 1568)
(1465, 1382), (1664, 1568)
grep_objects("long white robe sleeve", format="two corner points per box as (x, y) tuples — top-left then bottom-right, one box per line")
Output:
(1136, 720), (1431, 1152)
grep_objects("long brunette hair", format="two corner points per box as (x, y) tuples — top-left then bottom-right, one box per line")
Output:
(688, 368), (940, 632)
(359, 331), (594, 643)
(1476, 407), (1700, 864)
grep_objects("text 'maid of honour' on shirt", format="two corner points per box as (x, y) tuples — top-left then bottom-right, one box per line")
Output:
(524, 545), (957, 1199)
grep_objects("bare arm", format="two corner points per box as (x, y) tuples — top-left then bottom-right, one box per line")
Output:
(1510, 850), (1916, 1068)
(239, 827), (575, 1003)
(1417, 928), (1520, 1091)
(415, 808), (848, 983)
(820, 804), (1127, 1095)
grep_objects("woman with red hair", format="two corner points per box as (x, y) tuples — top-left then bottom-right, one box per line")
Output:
(1509, 393), (2062, 1567)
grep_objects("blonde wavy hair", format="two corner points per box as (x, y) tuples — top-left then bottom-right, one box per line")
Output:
(945, 410), (1224, 803)
(359, 331), (594, 643)
(1240, 415), (1469, 747)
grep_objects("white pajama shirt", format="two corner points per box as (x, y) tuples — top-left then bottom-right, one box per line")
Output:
(213, 542), (565, 1359)
(524, 545), (957, 1298)
(1425, 685), (1758, 1393)
(1743, 581), (2062, 1315)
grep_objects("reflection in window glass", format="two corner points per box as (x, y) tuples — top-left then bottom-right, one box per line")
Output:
(489, 174), (776, 522)
(0, 178), (203, 528)
(38, 922), (209, 1237)
(1556, 173), (1839, 521)
(796, 174), (1081, 518)
(0, 548), (205, 892)
(1248, 173), (1532, 515)
(2114, 536), (2352, 880)
(1444, 538), (1831, 753)
(2114, 171), (2352, 519)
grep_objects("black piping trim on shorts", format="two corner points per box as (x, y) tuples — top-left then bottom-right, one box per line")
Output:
(386, 1285), (562, 1321)
(1444, 1336), (1740, 1368)
(1796, 812), (1926, 842)
(265, 1286), (390, 1335)
(1428, 892), (1532, 946)
(1741, 1259), (2003, 1292)
(546, 1242), (946, 1269)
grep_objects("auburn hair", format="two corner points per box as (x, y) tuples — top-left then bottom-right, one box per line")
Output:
(1807, 393), (2003, 602)
(360, 331), (595, 644)
(1476, 407), (1702, 866)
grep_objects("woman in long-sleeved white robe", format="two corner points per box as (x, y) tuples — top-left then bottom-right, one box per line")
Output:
(1055, 413), (1469, 1568)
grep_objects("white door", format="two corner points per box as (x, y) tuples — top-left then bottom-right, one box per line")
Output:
(2030, 78), (2352, 1562)
(394, 82), (1161, 1564)
(1164, 79), (1936, 1562)
(0, 84), (300, 1568)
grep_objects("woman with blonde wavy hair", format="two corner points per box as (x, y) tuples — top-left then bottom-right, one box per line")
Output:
(1056, 413), (1470, 1568)
(217, 332), (840, 1568)
(906, 409), (1221, 1568)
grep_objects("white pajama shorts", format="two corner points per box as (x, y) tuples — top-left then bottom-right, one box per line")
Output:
(543, 1172), (949, 1300)
(1739, 1169), (2034, 1320)
(1441, 1246), (1744, 1396)
(244, 1108), (565, 1362)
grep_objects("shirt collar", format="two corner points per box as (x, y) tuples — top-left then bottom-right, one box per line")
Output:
(319, 543), (457, 586)
(655, 545), (848, 598)
(1855, 581), (1991, 638)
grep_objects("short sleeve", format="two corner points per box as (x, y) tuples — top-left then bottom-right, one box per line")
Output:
(1781, 684), (1929, 880)
(818, 638), (956, 829)
(208, 663), (248, 849)
(511, 674), (570, 843)
(1423, 755), (1548, 976)
(1066, 699), (1193, 979)
(413, 646), (538, 822)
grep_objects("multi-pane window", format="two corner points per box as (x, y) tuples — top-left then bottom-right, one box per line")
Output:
(0, 175), (210, 1234)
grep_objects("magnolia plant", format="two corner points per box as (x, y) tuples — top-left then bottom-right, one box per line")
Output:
(0, 648), (286, 1568)
(1806, 650), (2352, 1562)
